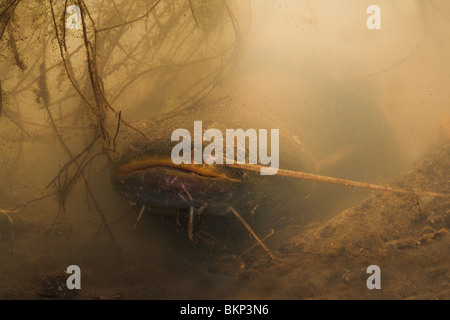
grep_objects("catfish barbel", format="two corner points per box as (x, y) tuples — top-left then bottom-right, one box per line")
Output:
(111, 100), (316, 242)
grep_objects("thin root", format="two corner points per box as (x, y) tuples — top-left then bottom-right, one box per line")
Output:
(225, 163), (450, 200)
(240, 228), (274, 258)
(133, 205), (146, 231)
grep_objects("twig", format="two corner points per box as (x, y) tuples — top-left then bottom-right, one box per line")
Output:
(50, 197), (64, 231)
(110, 110), (121, 152)
(363, 30), (427, 79)
(62, 0), (68, 52)
(8, 18), (26, 70)
(0, 208), (17, 216)
(228, 206), (275, 261)
(0, 0), (19, 42)
(240, 229), (274, 257)
(224, 163), (450, 200)
(77, 0), (108, 144)
(10, 192), (57, 212)
(45, 138), (98, 189)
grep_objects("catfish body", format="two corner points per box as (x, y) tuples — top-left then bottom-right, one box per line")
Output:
(111, 99), (316, 236)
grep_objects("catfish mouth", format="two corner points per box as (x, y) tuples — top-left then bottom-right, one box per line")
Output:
(114, 157), (240, 182)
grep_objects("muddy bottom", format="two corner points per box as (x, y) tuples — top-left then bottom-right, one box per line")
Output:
(0, 143), (449, 300)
